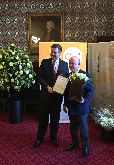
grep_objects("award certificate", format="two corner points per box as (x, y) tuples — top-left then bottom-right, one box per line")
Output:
(53, 75), (69, 95)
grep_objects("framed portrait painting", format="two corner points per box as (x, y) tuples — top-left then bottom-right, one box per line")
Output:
(27, 12), (64, 55)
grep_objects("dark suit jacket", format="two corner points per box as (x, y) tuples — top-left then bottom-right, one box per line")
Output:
(64, 69), (94, 116)
(38, 58), (69, 108)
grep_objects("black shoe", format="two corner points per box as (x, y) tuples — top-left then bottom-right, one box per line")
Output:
(51, 139), (59, 147)
(82, 147), (90, 157)
(65, 143), (79, 151)
(32, 140), (43, 148)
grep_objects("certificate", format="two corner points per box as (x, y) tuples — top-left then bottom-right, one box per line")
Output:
(53, 75), (69, 95)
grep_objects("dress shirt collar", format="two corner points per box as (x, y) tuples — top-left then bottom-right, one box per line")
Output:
(71, 68), (80, 74)
(52, 59), (59, 65)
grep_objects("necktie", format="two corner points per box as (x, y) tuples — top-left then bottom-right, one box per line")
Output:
(52, 60), (56, 77)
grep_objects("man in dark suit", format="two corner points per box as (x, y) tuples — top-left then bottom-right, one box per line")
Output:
(33, 44), (69, 148)
(64, 56), (94, 157)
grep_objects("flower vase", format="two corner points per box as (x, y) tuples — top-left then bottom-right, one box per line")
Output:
(8, 91), (23, 124)
(101, 126), (114, 143)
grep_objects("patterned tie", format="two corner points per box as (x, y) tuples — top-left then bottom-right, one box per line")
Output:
(52, 60), (56, 77)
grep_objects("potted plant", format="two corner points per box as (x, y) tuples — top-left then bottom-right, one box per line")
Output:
(91, 104), (114, 142)
(0, 44), (36, 123)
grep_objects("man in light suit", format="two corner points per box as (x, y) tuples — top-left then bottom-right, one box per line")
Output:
(33, 44), (69, 148)
(64, 56), (94, 157)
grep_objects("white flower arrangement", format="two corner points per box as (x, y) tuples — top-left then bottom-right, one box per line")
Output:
(69, 72), (89, 82)
(0, 44), (36, 92)
(69, 72), (90, 101)
(91, 105), (114, 128)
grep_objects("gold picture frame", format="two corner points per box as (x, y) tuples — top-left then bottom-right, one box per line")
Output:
(27, 12), (64, 55)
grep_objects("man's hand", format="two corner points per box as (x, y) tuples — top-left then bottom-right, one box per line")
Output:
(70, 96), (84, 103)
(63, 106), (68, 113)
(80, 97), (84, 103)
(46, 86), (53, 93)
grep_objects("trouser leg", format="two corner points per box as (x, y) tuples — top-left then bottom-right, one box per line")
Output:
(37, 112), (49, 142)
(69, 116), (79, 145)
(50, 110), (60, 140)
(78, 115), (89, 147)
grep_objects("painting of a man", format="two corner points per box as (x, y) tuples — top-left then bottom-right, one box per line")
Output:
(28, 12), (63, 55)
(41, 20), (61, 42)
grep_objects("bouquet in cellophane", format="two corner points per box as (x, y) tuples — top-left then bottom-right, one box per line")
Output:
(69, 72), (90, 102)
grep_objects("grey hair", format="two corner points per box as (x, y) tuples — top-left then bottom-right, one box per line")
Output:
(46, 21), (55, 29)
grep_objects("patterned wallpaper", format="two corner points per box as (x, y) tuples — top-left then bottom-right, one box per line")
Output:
(0, 0), (114, 60)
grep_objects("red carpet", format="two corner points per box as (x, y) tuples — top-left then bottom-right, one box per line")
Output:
(0, 114), (114, 165)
